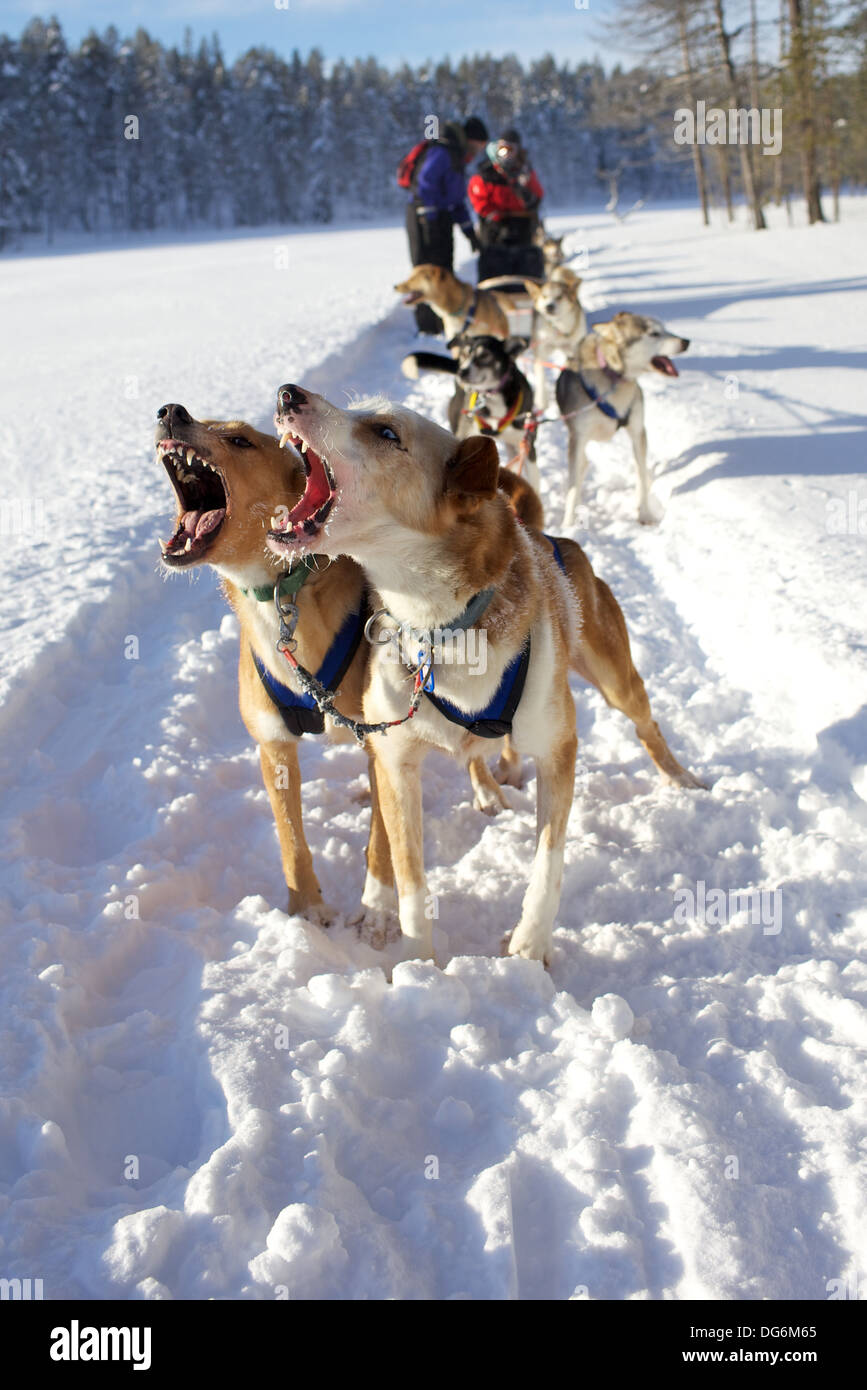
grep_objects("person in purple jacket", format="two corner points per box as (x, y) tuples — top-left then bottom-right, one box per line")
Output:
(404, 116), (488, 333)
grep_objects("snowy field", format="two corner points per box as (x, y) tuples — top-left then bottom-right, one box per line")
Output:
(1, 200), (866, 1301)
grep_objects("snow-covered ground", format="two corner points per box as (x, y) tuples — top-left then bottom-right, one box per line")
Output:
(1, 199), (865, 1300)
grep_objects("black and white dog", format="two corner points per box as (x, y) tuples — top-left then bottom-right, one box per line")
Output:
(402, 334), (539, 490)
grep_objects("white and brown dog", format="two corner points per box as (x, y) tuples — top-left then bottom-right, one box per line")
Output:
(556, 311), (689, 527)
(524, 266), (587, 410)
(267, 386), (705, 966)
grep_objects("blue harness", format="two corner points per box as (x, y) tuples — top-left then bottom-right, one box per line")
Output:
(424, 534), (567, 739)
(577, 371), (631, 429)
(252, 604), (366, 738)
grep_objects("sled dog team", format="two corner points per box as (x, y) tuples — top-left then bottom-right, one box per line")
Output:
(155, 234), (703, 969)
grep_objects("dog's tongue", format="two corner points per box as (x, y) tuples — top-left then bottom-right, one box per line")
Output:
(286, 448), (331, 524)
(652, 355), (678, 377)
(182, 508), (225, 539)
(195, 509), (225, 538)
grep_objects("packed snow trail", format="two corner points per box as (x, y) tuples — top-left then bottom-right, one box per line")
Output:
(0, 205), (865, 1299)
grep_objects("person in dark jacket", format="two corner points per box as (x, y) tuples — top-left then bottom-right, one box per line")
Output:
(404, 116), (488, 333)
(468, 128), (545, 283)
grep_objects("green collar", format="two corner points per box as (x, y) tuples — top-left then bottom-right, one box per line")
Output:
(241, 557), (327, 603)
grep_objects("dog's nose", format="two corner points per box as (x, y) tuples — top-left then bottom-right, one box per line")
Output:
(277, 384), (308, 411)
(680, 338), (690, 350)
(157, 403), (193, 427)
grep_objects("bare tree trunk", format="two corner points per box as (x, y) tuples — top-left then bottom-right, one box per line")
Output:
(678, 5), (710, 225)
(711, 0), (767, 228)
(787, 0), (826, 222)
(773, 0), (787, 205)
(749, 0), (764, 206)
(714, 146), (735, 221)
(830, 133), (840, 221)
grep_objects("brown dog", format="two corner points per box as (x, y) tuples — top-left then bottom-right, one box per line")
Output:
(395, 264), (514, 343)
(154, 404), (396, 928)
(267, 387), (705, 966)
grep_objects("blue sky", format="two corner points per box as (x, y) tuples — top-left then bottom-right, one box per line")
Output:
(0, 0), (639, 68)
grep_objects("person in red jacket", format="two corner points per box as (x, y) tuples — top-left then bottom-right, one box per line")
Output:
(468, 129), (545, 283)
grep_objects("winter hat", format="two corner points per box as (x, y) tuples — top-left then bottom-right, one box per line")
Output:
(463, 116), (489, 142)
(498, 128), (522, 147)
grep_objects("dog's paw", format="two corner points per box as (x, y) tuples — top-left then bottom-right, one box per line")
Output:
(501, 927), (551, 968)
(400, 354), (421, 381)
(348, 906), (401, 951)
(671, 767), (711, 791)
(290, 899), (339, 928)
(473, 780), (512, 816)
(638, 497), (663, 526)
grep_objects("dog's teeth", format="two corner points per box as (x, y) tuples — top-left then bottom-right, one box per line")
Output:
(183, 537), (192, 552)
(300, 440), (308, 454)
(186, 448), (196, 465)
(279, 431), (292, 449)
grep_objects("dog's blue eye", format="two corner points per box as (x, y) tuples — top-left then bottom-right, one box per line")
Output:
(378, 426), (400, 443)
(227, 436), (253, 447)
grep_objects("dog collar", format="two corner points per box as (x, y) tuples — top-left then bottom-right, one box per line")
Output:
(241, 557), (327, 603)
(366, 584), (496, 657)
(468, 386), (524, 435)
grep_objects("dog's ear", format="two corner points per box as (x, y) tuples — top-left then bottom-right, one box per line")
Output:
(553, 266), (582, 290)
(577, 327), (621, 374)
(594, 328), (624, 374)
(504, 335), (529, 359)
(523, 279), (543, 302)
(444, 434), (501, 501)
(447, 333), (470, 354)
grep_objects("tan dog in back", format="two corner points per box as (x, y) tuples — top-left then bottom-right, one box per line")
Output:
(523, 265), (587, 409)
(395, 264), (514, 343)
(534, 227), (567, 273)
(267, 387), (705, 966)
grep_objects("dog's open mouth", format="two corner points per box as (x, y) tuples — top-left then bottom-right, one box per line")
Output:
(267, 429), (337, 551)
(402, 290), (423, 306)
(651, 356), (679, 377)
(158, 440), (228, 565)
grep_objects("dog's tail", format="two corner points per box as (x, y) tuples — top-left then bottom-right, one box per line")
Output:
(401, 351), (459, 380)
(550, 534), (709, 790)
